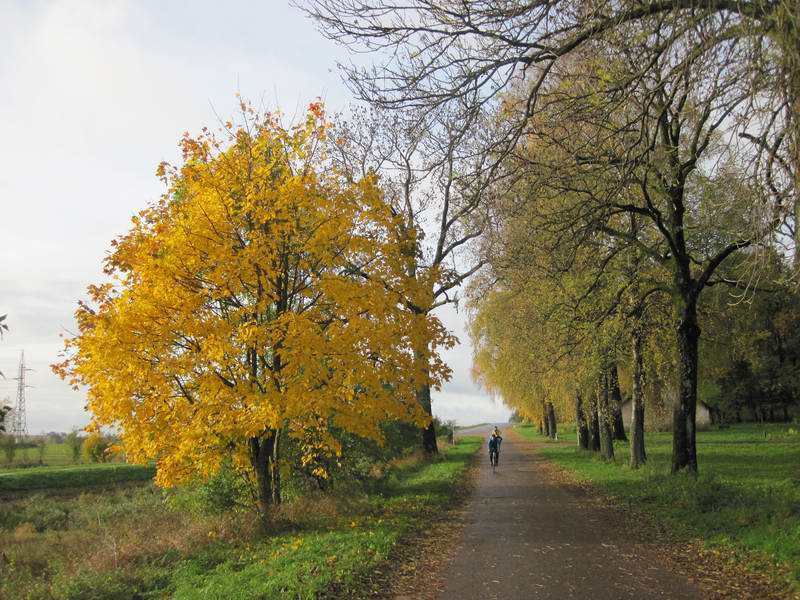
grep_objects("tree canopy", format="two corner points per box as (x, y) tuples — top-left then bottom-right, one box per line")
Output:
(54, 103), (453, 513)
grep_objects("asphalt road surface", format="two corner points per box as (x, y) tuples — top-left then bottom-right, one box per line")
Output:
(439, 425), (703, 599)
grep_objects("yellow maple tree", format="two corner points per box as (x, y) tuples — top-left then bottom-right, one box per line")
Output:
(54, 101), (452, 515)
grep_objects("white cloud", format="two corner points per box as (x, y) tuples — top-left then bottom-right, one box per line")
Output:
(0, 0), (506, 432)
(431, 303), (510, 425)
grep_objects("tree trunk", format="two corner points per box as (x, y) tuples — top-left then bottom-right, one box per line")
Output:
(787, 26), (800, 273)
(543, 410), (551, 438)
(629, 326), (647, 469)
(671, 300), (700, 474)
(417, 382), (438, 455)
(588, 391), (601, 452)
(546, 402), (558, 439)
(575, 391), (590, 450)
(249, 429), (281, 516)
(609, 363), (628, 441)
(410, 263), (438, 455)
(598, 367), (615, 460)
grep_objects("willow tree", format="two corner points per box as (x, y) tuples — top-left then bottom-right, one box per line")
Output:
(468, 282), (569, 432)
(54, 103), (452, 516)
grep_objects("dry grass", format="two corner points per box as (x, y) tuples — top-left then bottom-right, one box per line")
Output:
(0, 485), (257, 598)
(0, 438), (480, 599)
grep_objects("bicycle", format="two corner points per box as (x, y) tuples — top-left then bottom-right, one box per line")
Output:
(489, 448), (499, 472)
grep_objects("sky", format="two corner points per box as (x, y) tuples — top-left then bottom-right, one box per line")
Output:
(0, 0), (510, 433)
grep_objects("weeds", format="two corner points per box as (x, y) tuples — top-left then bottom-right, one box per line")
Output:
(0, 437), (481, 599)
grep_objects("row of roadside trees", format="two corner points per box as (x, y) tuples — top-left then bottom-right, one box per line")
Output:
(52, 1), (800, 520)
(302, 0), (800, 474)
(0, 431), (115, 466)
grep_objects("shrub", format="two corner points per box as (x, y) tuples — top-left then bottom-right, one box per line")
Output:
(55, 571), (143, 600)
(35, 436), (46, 464)
(82, 433), (111, 463)
(433, 417), (456, 444)
(19, 495), (71, 532)
(66, 430), (84, 463)
(197, 466), (251, 514)
(1, 433), (16, 464)
(280, 421), (422, 498)
(167, 464), (251, 516)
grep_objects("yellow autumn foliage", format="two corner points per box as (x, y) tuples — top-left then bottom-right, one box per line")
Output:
(54, 102), (452, 497)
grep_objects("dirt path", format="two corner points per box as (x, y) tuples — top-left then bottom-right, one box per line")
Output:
(438, 426), (704, 599)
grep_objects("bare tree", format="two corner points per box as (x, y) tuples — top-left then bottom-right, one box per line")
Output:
(331, 106), (495, 454)
(303, 0), (797, 471)
(302, 0), (798, 262)
(0, 315), (7, 432)
(0, 405), (10, 434)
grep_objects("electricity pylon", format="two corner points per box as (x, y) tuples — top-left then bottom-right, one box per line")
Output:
(12, 351), (33, 441)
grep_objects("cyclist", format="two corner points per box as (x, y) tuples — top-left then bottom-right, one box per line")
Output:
(488, 427), (503, 466)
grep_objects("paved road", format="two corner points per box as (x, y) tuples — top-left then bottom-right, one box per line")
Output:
(439, 426), (703, 599)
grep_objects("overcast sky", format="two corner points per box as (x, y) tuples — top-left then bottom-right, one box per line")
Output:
(0, 0), (510, 433)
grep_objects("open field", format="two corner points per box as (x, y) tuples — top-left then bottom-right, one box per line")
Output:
(0, 463), (155, 493)
(455, 422), (489, 430)
(0, 436), (481, 599)
(0, 442), (84, 469)
(516, 423), (800, 590)
(0, 442), (152, 495)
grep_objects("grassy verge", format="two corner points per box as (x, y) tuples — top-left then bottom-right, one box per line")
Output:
(170, 436), (481, 599)
(1, 436), (481, 599)
(0, 463), (155, 492)
(516, 423), (800, 590)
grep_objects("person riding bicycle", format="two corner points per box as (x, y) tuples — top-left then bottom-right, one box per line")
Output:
(488, 427), (503, 466)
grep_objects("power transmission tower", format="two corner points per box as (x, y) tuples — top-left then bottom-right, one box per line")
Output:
(12, 351), (33, 441)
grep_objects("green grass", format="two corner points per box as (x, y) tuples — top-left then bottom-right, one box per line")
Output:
(0, 437), (481, 600)
(0, 463), (155, 492)
(516, 423), (800, 588)
(169, 437), (482, 599)
(0, 442), (80, 469)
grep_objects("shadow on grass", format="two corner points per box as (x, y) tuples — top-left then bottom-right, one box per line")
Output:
(518, 424), (800, 587)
